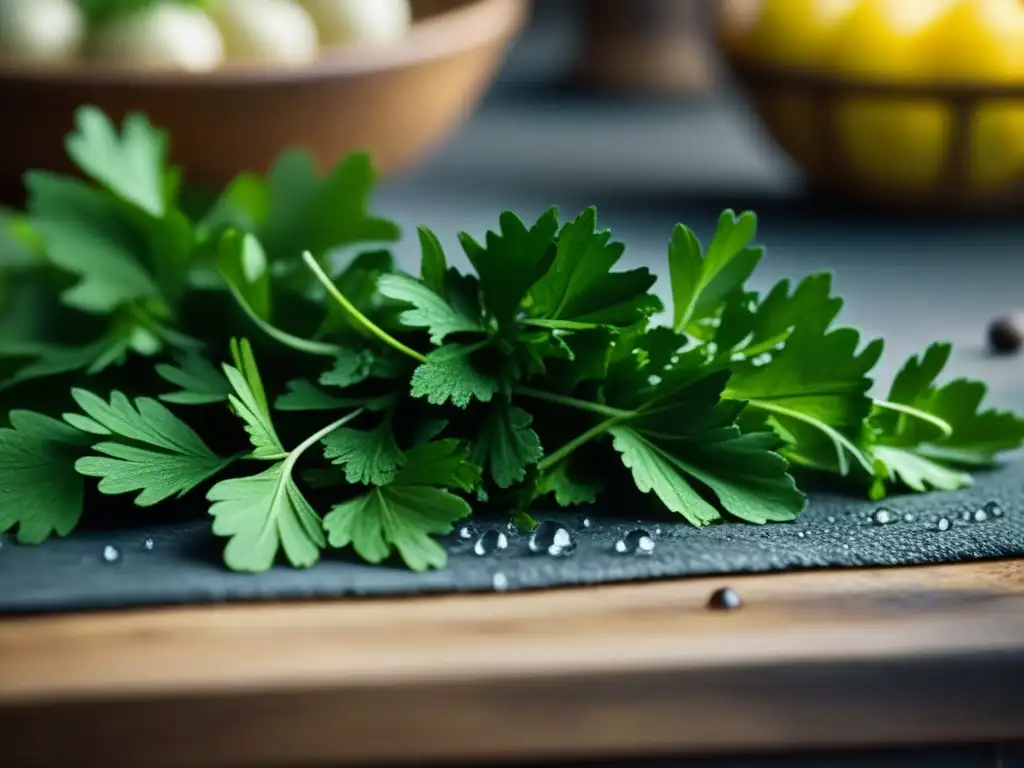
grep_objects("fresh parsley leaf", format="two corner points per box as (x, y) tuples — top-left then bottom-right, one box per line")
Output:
(377, 272), (485, 344)
(68, 389), (232, 506)
(724, 319), (883, 476)
(458, 209), (558, 335)
(670, 209), (763, 337)
(410, 343), (498, 408)
(868, 343), (1024, 497)
(322, 418), (406, 485)
(65, 106), (169, 219)
(417, 226), (448, 296)
(323, 440), (478, 571)
(260, 150), (400, 265)
(534, 460), (600, 507)
(527, 207), (660, 327)
(26, 172), (161, 314)
(319, 348), (397, 389)
(157, 353), (231, 405)
(208, 462), (326, 572)
(0, 411), (94, 543)
(470, 400), (543, 488)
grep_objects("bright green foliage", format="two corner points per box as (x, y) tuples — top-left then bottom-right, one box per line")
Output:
(3, 105), (1022, 575)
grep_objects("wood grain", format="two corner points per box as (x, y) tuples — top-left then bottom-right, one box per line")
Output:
(2, 560), (1024, 766)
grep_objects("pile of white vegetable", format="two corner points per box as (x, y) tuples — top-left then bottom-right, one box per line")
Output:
(0, 0), (413, 70)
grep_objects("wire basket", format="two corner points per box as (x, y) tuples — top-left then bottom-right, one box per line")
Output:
(724, 51), (1024, 212)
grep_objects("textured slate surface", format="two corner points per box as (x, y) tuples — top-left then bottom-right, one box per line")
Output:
(1, 462), (1022, 614)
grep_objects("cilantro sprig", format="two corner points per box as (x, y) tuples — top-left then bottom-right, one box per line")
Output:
(2, 106), (1022, 573)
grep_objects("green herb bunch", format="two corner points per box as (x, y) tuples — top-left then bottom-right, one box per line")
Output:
(2, 106), (1022, 573)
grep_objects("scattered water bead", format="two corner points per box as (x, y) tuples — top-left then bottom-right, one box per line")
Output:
(937, 517), (951, 532)
(827, 516), (836, 524)
(528, 521), (576, 557)
(871, 508), (895, 525)
(903, 513), (915, 523)
(491, 572), (509, 592)
(707, 587), (743, 611)
(614, 529), (656, 555)
(102, 545), (121, 563)
(582, 517), (592, 528)
(985, 501), (1005, 519)
(654, 527), (662, 536)
(473, 529), (508, 556)
(142, 536), (155, 551)
(960, 509), (972, 522)
(797, 531), (806, 539)
(973, 508), (989, 523)
(458, 526), (473, 540)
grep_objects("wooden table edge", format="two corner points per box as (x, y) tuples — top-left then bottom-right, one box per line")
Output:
(2, 560), (1023, 765)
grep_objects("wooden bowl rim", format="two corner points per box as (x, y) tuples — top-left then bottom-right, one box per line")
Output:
(0, 0), (527, 88)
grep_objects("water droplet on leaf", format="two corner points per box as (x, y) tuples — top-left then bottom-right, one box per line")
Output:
(529, 521), (576, 557)
(102, 545), (121, 563)
(473, 529), (508, 556)
(707, 587), (743, 611)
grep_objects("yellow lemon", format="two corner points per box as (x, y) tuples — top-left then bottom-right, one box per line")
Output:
(747, 0), (856, 174)
(828, 0), (954, 192)
(922, 0), (1024, 189)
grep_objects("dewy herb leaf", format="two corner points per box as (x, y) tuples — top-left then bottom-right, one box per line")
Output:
(65, 106), (168, 219)
(527, 206), (660, 328)
(207, 339), (362, 572)
(4, 103), (1023, 575)
(0, 411), (94, 544)
(458, 209), (558, 335)
(68, 389), (233, 506)
(670, 209), (763, 337)
(868, 343), (1024, 497)
(157, 353), (232, 405)
(410, 343), (498, 408)
(322, 418), (406, 486)
(323, 440), (479, 571)
(470, 400), (543, 488)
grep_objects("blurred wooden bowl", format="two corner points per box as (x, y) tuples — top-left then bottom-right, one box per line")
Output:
(0, 0), (527, 195)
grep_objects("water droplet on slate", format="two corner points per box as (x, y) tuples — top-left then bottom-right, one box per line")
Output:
(872, 508), (895, 525)
(654, 527), (662, 536)
(973, 508), (989, 523)
(102, 545), (121, 563)
(582, 517), (592, 528)
(142, 536), (154, 551)
(473, 529), (508, 556)
(458, 526), (472, 540)
(797, 531), (806, 538)
(707, 587), (743, 611)
(491, 572), (509, 592)
(614, 529), (655, 555)
(937, 517), (951, 532)
(903, 513), (915, 523)
(959, 508), (972, 522)
(827, 516), (836, 524)
(985, 501), (1004, 518)
(529, 521), (576, 557)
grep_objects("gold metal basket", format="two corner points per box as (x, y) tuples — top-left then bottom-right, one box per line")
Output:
(724, 51), (1024, 212)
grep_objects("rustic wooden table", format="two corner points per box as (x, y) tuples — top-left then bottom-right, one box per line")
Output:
(2, 560), (1023, 765)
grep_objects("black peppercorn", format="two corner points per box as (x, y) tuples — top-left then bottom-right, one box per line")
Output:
(989, 314), (1024, 355)
(706, 586), (743, 611)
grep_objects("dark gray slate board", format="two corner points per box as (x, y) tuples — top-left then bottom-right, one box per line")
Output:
(2, 462), (1022, 615)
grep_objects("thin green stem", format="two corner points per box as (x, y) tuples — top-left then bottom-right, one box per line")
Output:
(226, 283), (342, 357)
(284, 408), (366, 473)
(538, 415), (629, 472)
(302, 251), (428, 364)
(873, 399), (953, 438)
(514, 386), (632, 419)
